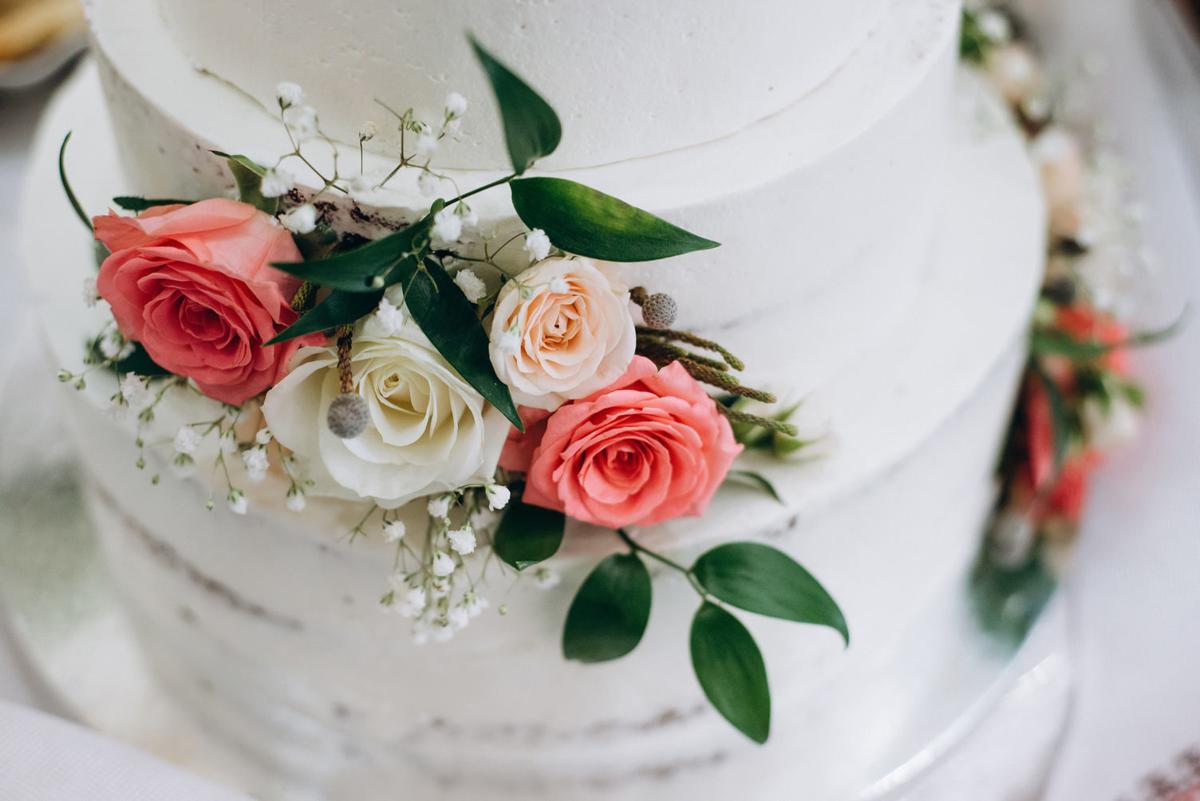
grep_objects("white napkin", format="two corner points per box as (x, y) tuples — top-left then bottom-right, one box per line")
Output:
(0, 701), (250, 801)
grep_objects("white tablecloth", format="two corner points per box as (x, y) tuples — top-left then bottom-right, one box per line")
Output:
(2, 1), (1199, 798)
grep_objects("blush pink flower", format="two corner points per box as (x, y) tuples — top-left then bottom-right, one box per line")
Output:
(506, 356), (742, 529)
(94, 199), (321, 405)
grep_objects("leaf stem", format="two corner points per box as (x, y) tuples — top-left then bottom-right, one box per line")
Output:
(449, 173), (517, 206)
(616, 529), (709, 598)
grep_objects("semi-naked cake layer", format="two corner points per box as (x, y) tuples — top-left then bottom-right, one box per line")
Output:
(156, 0), (892, 169)
(23, 39), (1045, 797)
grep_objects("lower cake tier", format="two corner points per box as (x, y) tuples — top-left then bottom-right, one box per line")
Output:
(21, 56), (1047, 799)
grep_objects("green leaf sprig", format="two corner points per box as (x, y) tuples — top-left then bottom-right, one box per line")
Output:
(562, 529), (847, 743)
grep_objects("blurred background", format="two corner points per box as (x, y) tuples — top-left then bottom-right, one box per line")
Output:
(1, 0), (1198, 799)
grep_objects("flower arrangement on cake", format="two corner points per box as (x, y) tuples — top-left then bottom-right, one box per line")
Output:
(964, 4), (1178, 639)
(57, 37), (846, 744)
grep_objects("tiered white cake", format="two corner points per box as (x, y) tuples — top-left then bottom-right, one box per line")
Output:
(20, 0), (1050, 798)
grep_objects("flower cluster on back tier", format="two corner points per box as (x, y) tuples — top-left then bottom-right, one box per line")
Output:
(59, 36), (843, 744)
(965, 4), (1175, 639)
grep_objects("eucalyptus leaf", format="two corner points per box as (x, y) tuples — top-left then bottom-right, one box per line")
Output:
(267, 289), (383, 345)
(725, 470), (784, 504)
(692, 542), (849, 645)
(58, 132), (90, 230)
(493, 496), (565, 570)
(470, 37), (562, 173)
(690, 602), (771, 744)
(112, 196), (196, 212)
(393, 256), (522, 429)
(212, 151), (277, 214)
(510, 177), (719, 261)
(562, 553), (652, 664)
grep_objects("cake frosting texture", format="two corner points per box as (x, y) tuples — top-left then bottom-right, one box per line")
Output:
(23, 0), (1054, 797)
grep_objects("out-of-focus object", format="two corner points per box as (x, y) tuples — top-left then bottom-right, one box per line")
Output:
(1146, 0), (1200, 190)
(0, 0), (84, 89)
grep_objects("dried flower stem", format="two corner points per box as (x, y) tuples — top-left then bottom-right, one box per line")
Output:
(336, 326), (354, 393)
(717, 406), (800, 437)
(636, 327), (745, 371)
(291, 281), (315, 312)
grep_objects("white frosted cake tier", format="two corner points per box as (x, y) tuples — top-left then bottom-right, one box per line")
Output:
(22, 47), (1045, 799)
(86, 0), (959, 382)
(153, 0), (893, 170)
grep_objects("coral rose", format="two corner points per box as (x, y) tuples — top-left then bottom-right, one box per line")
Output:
(508, 356), (742, 529)
(1055, 304), (1130, 374)
(489, 256), (636, 411)
(94, 199), (319, 405)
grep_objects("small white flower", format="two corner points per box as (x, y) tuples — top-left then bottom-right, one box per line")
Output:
(119, 373), (153, 413)
(416, 170), (441, 197)
(989, 509), (1036, 569)
(227, 489), (248, 515)
(415, 132), (439, 158)
(347, 174), (375, 199)
(411, 621), (432, 645)
(430, 577), (451, 599)
(280, 204), (318, 234)
(453, 268), (487, 303)
(447, 606), (471, 631)
(255, 428), (273, 446)
(82, 276), (100, 307)
(219, 428), (239, 455)
(465, 594), (489, 618)
(99, 332), (123, 360)
(485, 483), (510, 511)
(524, 229), (551, 261)
(433, 621), (456, 643)
(368, 297), (407, 337)
(241, 447), (269, 482)
(283, 104), (319, 143)
(285, 487), (307, 512)
(275, 81), (304, 108)
(404, 587), (427, 612)
(456, 203), (479, 230)
(260, 167), (296, 199)
(171, 455), (196, 479)
(444, 92), (468, 118)
(432, 207), (463, 243)
(447, 526), (477, 556)
(1082, 395), (1141, 450)
(427, 495), (452, 519)
(431, 551), (456, 577)
(383, 520), (407, 543)
(533, 567), (561, 590)
(174, 426), (201, 456)
(359, 121), (378, 141)
(548, 276), (570, 295)
(977, 9), (1012, 43)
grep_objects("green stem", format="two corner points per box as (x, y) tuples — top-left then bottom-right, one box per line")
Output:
(58, 132), (91, 231)
(616, 529), (709, 598)
(449, 173), (517, 206)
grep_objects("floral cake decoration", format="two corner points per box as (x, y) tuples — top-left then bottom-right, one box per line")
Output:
(59, 36), (844, 744)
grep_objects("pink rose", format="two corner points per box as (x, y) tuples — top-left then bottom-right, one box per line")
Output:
(94, 199), (321, 405)
(508, 356), (742, 529)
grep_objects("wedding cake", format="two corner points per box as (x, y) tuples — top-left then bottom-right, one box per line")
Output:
(19, 0), (1057, 798)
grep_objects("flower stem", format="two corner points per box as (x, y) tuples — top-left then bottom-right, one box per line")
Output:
(449, 173), (517, 206)
(616, 529), (709, 598)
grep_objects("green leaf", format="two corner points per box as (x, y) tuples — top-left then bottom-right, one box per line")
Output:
(690, 602), (771, 744)
(292, 223), (340, 261)
(724, 470), (784, 504)
(267, 289), (382, 345)
(273, 218), (433, 292)
(112, 196), (195, 212)
(392, 256), (522, 429)
(510, 177), (720, 262)
(212, 151), (278, 214)
(114, 342), (172, 377)
(470, 36), (562, 173)
(1032, 364), (1071, 473)
(692, 542), (849, 645)
(493, 496), (566, 570)
(562, 553), (652, 664)
(1031, 313), (1184, 363)
(58, 132), (90, 230)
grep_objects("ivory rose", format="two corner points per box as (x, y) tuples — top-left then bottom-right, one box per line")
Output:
(489, 256), (636, 411)
(504, 356), (741, 529)
(262, 324), (510, 508)
(94, 199), (319, 405)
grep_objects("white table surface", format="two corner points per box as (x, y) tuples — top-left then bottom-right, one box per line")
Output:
(2, 2), (1199, 798)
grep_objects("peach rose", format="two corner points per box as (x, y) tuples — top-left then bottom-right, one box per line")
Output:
(488, 256), (636, 411)
(94, 199), (320, 405)
(1031, 127), (1087, 241)
(507, 356), (742, 529)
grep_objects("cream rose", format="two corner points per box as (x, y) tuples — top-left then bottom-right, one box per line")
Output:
(488, 257), (636, 411)
(263, 325), (510, 508)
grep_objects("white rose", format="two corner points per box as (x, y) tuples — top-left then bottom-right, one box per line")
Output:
(263, 325), (509, 508)
(488, 257), (635, 411)
(984, 43), (1041, 107)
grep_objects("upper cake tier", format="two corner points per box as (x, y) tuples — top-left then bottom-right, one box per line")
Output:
(155, 0), (891, 169)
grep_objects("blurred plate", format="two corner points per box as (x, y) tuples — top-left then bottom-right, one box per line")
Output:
(0, 25), (84, 90)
